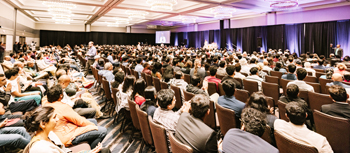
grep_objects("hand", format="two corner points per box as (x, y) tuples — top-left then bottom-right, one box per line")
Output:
(90, 142), (102, 153)
(0, 118), (8, 128)
(4, 83), (12, 92)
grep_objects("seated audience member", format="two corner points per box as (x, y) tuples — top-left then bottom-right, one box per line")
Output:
(140, 86), (158, 118)
(334, 63), (347, 76)
(23, 107), (108, 153)
(326, 73), (350, 88)
(24, 61), (49, 81)
(246, 92), (277, 129)
(344, 73), (350, 82)
(181, 61), (192, 74)
(2, 56), (14, 72)
(216, 61), (227, 76)
(92, 55), (100, 68)
(141, 62), (152, 75)
(172, 58), (181, 72)
(36, 53), (57, 76)
(257, 63), (268, 80)
(153, 89), (183, 132)
(186, 75), (208, 96)
(218, 80), (245, 117)
(0, 102), (25, 127)
(96, 59), (105, 70)
(122, 56), (129, 67)
(245, 67), (264, 90)
(282, 64), (297, 80)
(190, 59), (206, 80)
(221, 65), (242, 89)
(111, 71), (125, 89)
(273, 62), (287, 73)
(222, 108), (278, 153)
(304, 62), (316, 77)
(274, 102), (333, 153)
(239, 58), (250, 75)
(134, 57), (144, 78)
(132, 79), (146, 106)
(313, 60), (326, 71)
(287, 68), (314, 92)
(203, 66), (221, 92)
(262, 60), (272, 72)
(44, 85), (107, 148)
(151, 62), (162, 80)
(322, 85), (350, 119)
(98, 62), (114, 82)
(320, 68), (334, 79)
(0, 117), (31, 150)
(117, 75), (135, 112)
(234, 63), (246, 79)
(175, 94), (217, 153)
(169, 71), (188, 102)
(279, 84), (308, 109)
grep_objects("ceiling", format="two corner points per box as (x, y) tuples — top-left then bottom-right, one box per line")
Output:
(3, 0), (349, 28)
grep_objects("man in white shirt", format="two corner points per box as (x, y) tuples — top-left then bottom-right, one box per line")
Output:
(245, 67), (264, 91)
(234, 63), (246, 79)
(287, 68), (314, 92)
(304, 62), (316, 77)
(262, 60), (272, 72)
(275, 102), (333, 153)
(239, 58), (250, 75)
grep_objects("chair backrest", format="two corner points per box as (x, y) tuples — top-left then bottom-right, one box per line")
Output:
(241, 72), (249, 77)
(262, 70), (269, 74)
(319, 78), (333, 94)
(218, 83), (226, 96)
(274, 130), (318, 153)
(313, 110), (350, 153)
(343, 81), (350, 86)
(111, 88), (119, 106)
(206, 71), (210, 76)
(305, 82), (321, 93)
(234, 89), (250, 103)
(216, 102), (237, 136)
(262, 82), (279, 107)
(270, 71), (284, 79)
(184, 74), (191, 84)
(168, 132), (193, 153)
(315, 72), (325, 80)
(102, 79), (112, 100)
(278, 100), (289, 122)
(299, 90), (309, 104)
(141, 72), (146, 81)
(170, 85), (183, 110)
(145, 74), (153, 86)
(153, 77), (161, 92)
(304, 76), (318, 83)
(161, 68), (165, 74)
(243, 79), (259, 95)
(133, 71), (139, 79)
(216, 74), (225, 80)
(136, 105), (153, 146)
(183, 90), (195, 101)
(160, 81), (168, 89)
(261, 125), (272, 145)
(314, 69), (325, 73)
(307, 71), (313, 76)
(125, 67), (130, 75)
(280, 79), (291, 96)
(148, 116), (169, 153)
(234, 78), (243, 86)
(207, 82), (217, 96)
(203, 100), (216, 130)
(130, 69), (135, 77)
(308, 92), (333, 111)
(265, 75), (279, 85)
(128, 99), (140, 130)
(121, 65), (125, 73)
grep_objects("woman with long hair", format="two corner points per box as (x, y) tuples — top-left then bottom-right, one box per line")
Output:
(131, 78), (146, 106)
(181, 60), (192, 74)
(117, 75), (136, 112)
(140, 86), (158, 117)
(190, 59), (205, 80)
(151, 62), (162, 80)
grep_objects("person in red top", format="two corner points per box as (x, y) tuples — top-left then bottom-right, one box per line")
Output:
(132, 78), (146, 106)
(142, 63), (152, 75)
(203, 66), (222, 92)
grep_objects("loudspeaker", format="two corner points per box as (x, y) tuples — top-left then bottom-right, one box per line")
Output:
(184, 39), (187, 45)
(257, 37), (262, 48)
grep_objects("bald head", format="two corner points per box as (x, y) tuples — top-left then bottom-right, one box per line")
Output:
(58, 75), (71, 89)
(4, 56), (11, 61)
(332, 73), (343, 82)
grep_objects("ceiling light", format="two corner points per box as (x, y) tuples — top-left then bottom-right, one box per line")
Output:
(211, 6), (236, 19)
(43, 1), (76, 24)
(114, 18), (130, 25)
(179, 16), (197, 24)
(270, 0), (299, 10)
(107, 23), (119, 27)
(125, 10), (149, 20)
(146, 0), (178, 11)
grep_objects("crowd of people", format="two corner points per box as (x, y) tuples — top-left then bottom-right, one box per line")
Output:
(0, 40), (349, 153)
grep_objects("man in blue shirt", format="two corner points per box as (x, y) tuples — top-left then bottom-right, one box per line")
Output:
(107, 52), (119, 67)
(84, 41), (96, 76)
(326, 73), (350, 89)
(217, 79), (245, 117)
(98, 62), (114, 82)
(281, 64), (297, 80)
(134, 57), (144, 78)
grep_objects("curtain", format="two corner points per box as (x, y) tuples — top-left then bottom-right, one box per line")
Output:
(284, 24), (304, 56)
(336, 20), (350, 57)
(267, 25), (285, 51)
(305, 22), (336, 56)
(255, 26), (268, 53)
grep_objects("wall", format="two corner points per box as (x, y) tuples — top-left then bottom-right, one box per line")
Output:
(35, 23), (86, 32)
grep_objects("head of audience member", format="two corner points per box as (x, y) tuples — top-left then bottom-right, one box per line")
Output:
(304, 62), (312, 68)
(209, 66), (217, 77)
(94, 55), (100, 62)
(317, 60), (324, 66)
(26, 61), (35, 68)
(337, 63), (347, 71)
(190, 75), (202, 87)
(226, 65), (235, 77)
(285, 102), (307, 125)
(240, 108), (267, 137)
(337, 44), (341, 48)
(263, 60), (269, 66)
(4, 56), (11, 61)
(325, 68), (334, 79)
(344, 73), (350, 82)
(58, 75), (71, 89)
(295, 59), (302, 66)
(328, 85), (348, 102)
(296, 68), (307, 80)
(114, 71), (125, 84)
(47, 85), (64, 103)
(122, 75), (136, 93)
(144, 86), (157, 105)
(286, 84), (300, 100)
(219, 61), (226, 68)
(250, 67), (258, 76)
(175, 71), (184, 80)
(136, 57), (142, 64)
(246, 92), (269, 114)
(190, 94), (210, 120)
(104, 62), (113, 71)
(98, 59), (105, 67)
(239, 58), (248, 66)
(5, 67), (19, 80)
(331, 73), (343, 82)
(14, 62), (24, 69)
(24, 106), (57, 135)
(152, 62), (162, 74)
(184, 61), (192, 68)
(288, 64), (296, 74)
(132, 78), (146, 98)
(222, 80), (236, 97)
(0, 74), (7, 88)
(235, 63), (241, 73)
(256, 63), (264, 71)
(157, 89), (175, 110)
(143, 63), (150, 70)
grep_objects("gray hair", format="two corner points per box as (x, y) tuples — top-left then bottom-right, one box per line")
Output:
(104, 62), (113, 70)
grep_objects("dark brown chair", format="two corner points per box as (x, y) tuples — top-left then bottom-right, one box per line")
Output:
(262, 82), (279, 107)
(160, 81), (168, 89)
(314, 69), (325, 73)
(262, 70), (269, 74)
(149, 116), (169, 153)
(299, 90), (308, 104)
(168, 132), (193, 153)
(307, 71), (313, 76)
(206, 71), (210, 76)
(304, 76), (318, 83)
(128, 99), (140, 141)
(111, 87), (119, 123)
(125, 67), (131, 75)
(241, 72), (249, 77)
(184, 74), (191, 84)
(170, 85), (183, 110)
(216, 102), (238, 136)
(280, 79), (291, 95)
(218, 83), (225, 96)
(145, 74), (153, 86)
(243, 79), (259, 95)
(136, 105), (153, 153)
(270, 71), (284, 79)
(102, 79), (113, 115)
(216, 74), (225, 80)
(153, 77), (161, 92)
(208, 82), (217, 96)
(265, 75), (279, 85)
(130, 69), (135, 77)
(141, 72), (146, 81)
(261, 125), (273, 145)
(278, 100), (289, 122)
(343, 81), (350, 86)
(308, 92), (333, 111)
(313, 110), (350, 153)
(161, 68), (165, 74)
(274, 130), (318, 153)
(183, 90), (195, 101)
(203, 100), (216, 130)
(234, 78), (243, 86)
(319, 78), (333, 94)
(305, 82), (321, 93)
(315, 72), (325, 80)
(134, 70), (139, 80)
(234, 89), (250, 103)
